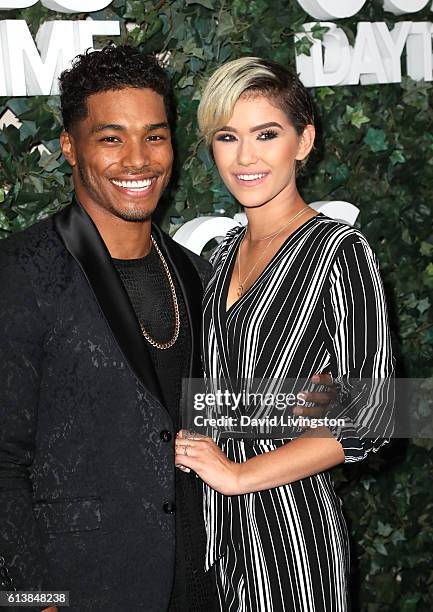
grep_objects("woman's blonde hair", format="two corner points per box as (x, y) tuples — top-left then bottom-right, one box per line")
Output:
(197, 57), (315, 153)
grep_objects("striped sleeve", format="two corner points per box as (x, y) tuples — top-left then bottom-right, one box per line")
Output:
(322, 234), (395, 463)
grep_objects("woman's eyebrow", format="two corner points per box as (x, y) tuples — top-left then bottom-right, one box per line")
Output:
(250, 121), (283, 132)
(216, 121), (283, 133)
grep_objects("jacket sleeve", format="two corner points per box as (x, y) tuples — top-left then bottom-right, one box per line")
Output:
(322, 234), (395, 463)
(0, 250), (50, 603)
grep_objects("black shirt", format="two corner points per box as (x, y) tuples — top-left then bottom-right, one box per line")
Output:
(113, 245), (216, 612)
(113, 246), (189, 425)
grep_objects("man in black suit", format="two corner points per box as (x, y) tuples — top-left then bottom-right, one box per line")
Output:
(0, 45), (213, 611)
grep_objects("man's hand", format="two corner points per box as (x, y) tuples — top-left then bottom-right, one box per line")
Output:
(294, 372), (337, 418)
(41, 607), (58, 612)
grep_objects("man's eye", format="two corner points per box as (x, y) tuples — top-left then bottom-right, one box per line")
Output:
(215, 133), (236, 142)
(147, 134), (165, 142)
(101, 136), (121, 143)
(257, 130), (278, 141)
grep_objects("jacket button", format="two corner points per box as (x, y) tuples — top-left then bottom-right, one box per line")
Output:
(163, 500), (176, 514)
(160, 430), (172, 442)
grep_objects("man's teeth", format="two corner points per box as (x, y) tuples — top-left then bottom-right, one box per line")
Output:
(237, 173), (267, 181)
(111, 178), (153, 189)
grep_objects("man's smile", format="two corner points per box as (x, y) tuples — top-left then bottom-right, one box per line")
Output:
(109, 176), (157, 196)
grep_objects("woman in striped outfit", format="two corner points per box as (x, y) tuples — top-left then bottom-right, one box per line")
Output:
(175, 58), (394, 611)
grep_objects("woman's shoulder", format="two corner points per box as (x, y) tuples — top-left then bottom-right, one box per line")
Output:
(209, 223), (244, 266)
(312, 214), (383, 285)
(222, 223), (244, 244)
(313, 213), (372, 253)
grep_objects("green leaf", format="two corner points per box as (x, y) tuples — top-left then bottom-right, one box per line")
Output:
(178, 75), (195, 89)
(6, 99), (30, 116)
(402, 228), (412, 245)
(420, 241), (433, 256)
(377, 521), (393, 537)
(186, 0), (215, 8)
(401, 76), (432, 111)
(345, 105), (370, 129)
(38, 150), (61, 172)
(215, 12), (236, 38)
(390, 528), (405, 545)
(373, 540), (388, 556)
(315, 87), (334, 100)
(182, 39), (205, 58)
(310, 23), (329, 41)
(417, 298), (430, 314)
(295, 34), (313, 57)
(123, 1), (146, 22)
(390, 150), (406, 165)
(425, 263), (433, 277)
(364, 127), (388, 153)
(400, 594), (421, 612)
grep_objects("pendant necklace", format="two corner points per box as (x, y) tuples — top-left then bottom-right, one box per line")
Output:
(237, 207), (310, 299)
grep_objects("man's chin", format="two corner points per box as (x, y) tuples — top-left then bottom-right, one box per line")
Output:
(108, 204), (154, 223)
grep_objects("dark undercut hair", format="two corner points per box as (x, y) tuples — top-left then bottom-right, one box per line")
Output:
(59, 45), (174, 132)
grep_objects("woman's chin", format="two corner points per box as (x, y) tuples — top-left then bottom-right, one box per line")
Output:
(238, 199), (269, 209)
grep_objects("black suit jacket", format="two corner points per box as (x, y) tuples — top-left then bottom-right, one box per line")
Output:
(0, 200), (211, 611)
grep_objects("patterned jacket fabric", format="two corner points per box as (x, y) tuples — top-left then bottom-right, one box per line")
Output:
(0, 201), (211, 612)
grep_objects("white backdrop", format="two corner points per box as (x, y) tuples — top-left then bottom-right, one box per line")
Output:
(173, 201), (360, 255)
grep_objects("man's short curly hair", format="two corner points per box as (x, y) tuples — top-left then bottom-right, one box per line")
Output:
(59, 45), (174, 131)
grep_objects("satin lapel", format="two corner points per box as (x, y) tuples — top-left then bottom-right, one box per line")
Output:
(212, 229), (244, 390)
(54, 200), (165, 408)
(152, 224), (202, 379)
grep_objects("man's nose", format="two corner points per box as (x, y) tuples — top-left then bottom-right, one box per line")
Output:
(237, 138), (258, 166)
(122, 139), (151, 169)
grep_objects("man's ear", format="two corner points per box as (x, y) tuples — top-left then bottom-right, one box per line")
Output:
(295, 125), (316, 161)
(60, 130), (77, 167)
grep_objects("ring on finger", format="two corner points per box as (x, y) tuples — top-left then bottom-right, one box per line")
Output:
(184, 444), (189, 456)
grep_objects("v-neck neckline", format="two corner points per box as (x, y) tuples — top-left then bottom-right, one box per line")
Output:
(224, 213), (324, 316)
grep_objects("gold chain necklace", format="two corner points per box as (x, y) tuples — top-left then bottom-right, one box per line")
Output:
(140, 235), (180, 350)
(237, 208), (310, 298)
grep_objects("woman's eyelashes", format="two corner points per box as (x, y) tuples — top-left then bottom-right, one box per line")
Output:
(215, 132), (236, 142)
(257, 129), (278, 141)
(215, 129), (279, 143)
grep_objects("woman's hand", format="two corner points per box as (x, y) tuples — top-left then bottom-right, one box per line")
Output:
(175, 430), (242, 496)
(174, 372), (340, 496)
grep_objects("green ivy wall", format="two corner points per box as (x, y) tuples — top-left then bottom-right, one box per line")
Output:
(0, 1), (432, 609)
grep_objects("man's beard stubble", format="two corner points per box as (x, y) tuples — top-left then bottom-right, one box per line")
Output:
(108, 207), (153, 223)
(77, 162), (156, 223)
